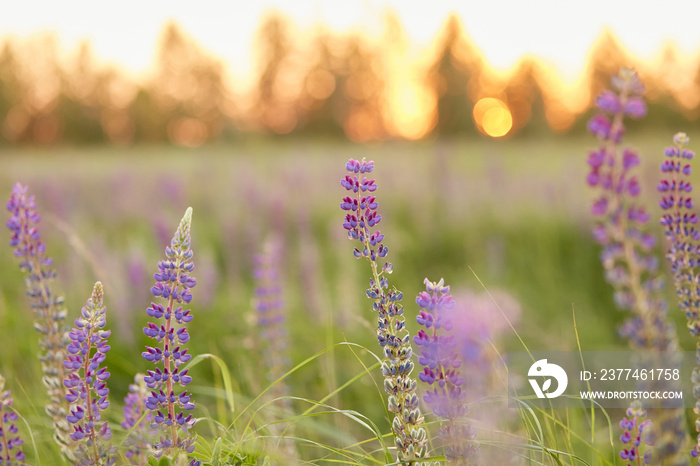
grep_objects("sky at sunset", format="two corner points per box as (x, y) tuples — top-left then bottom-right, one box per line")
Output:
(3, 0), (700, 84)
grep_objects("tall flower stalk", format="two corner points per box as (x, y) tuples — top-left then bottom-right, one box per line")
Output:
(253, 235), (290, 401)
(586, 69), (671, 349)
(657, 132), (700, 460)
(142, 207), (197, 457)
(5, 183), (74, 456)
(0, 374), (26, 466)
(586, 69), (686, 462)
(63, 281), (115, 465)
(414, 278), (476, 465)
(340, 158), (428, 464)
(252, 235), (297, 460)
(658, 132), (698, 332)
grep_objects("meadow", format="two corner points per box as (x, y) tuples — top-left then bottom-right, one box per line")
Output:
(2, 126), (699, 464)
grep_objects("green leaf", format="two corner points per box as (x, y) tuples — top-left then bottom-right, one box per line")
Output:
(147, 457), (174, 466)
(186, 353), (235, 414)
(211, 437), (223, 466)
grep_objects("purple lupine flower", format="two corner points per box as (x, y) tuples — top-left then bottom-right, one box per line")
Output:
(658, 134), (699, 329)
(0, 374), (26, 466)
(586, 70), (686, 462)
(143, 207), (197, 456)
(63, 281), (115, 465)
(619, 402), (652, 465)
(253, 235), (290, 393)
(340, 158), (428, 464)
(122, 374), (157, 462)
(443, 289), (522, 464)
(586, 70), (675, 349)
(6, 183), (51, 270)
(657, 132), (700, 460)
(624, 97), (647, 119)
(450, 289), (520, 395)
(252, 235), (298, 460)
(5, 183), (74, 456)
(414, 278), (477, 463)
(587, 114), (612, 140)
(596, 90), (622, 114)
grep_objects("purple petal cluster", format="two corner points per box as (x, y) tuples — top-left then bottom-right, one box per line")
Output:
(588, 71), (646, 142)
(6, 183), (52, 272)
(586, 70), (673, 349)
(658, 133), (700, 329)
(5, 183), (74, 454)
(414, 278), (477, 463)
(340, 158), (427, 463)
(341, 158), (387, 261)
(122, 374), (157, 462)
(142, 207), (196, 455)
(415, 279), (464, 414)
(619, 402), (652, 465)
(586, 70), (686, 462)
(0, 375), (26, 466)
(63, 281), (115, 465)
(657, 133), (700, 461)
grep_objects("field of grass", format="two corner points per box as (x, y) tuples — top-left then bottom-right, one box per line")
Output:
(1, 131), (699, 464)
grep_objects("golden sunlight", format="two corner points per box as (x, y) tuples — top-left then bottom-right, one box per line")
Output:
(473, 98), (512, 137)
(387, 80), (436, 140)
(3, 5), (700, 144)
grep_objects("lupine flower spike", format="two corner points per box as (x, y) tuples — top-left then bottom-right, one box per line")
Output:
(143, 207), (197, 458)
(122, 374), (157, 463)
(586, 70), (686, 462)
(253, 235), (290, 401)
(586, 69), (675, 350)
(657, 132), (700, 461)
(63, 281), (116, 465)
(658, 132), (699, 332)
(0, 374), (26, 466)
(340, 158), (429, 464)
(415, 278), (477, 464)
(252, 235), (297, 460)
(619, 401), (652, 465)
(6, 183), (75, 456)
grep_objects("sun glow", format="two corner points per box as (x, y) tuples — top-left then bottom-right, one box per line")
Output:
(473, 98), (512, 137)
(386, 80), (435, 140)
(2, 1), (700, 143)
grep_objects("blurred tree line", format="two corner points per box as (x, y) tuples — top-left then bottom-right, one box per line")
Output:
(0, 13), (696, 146)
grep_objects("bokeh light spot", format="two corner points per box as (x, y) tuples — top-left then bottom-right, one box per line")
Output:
(473, 98), (513, 138)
